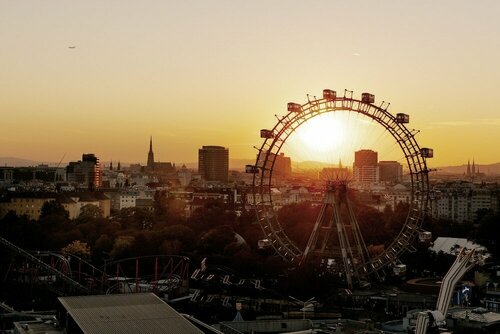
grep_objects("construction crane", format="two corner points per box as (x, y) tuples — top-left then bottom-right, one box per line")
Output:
(414, 248), (479, 334)
(54, 153), (66, 183)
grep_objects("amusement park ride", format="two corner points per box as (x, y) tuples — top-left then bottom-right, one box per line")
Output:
(0, 234), (190, 296)
(247, 88), (434, 288)
(415, 248), (480, 334)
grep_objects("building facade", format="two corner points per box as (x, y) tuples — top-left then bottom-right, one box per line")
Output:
(66, 154), (102, 190)
(272, 153), (292, 179)
(353, 149), (379, 183)
(198, 146), (229, 182)
(430, 182), (500, 223)
(378, 161), (403, 183)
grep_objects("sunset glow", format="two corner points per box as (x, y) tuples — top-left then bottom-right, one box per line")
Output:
(1, 1), (500, 166)
(284, 111), (400, 166)
(294, 115), (346, 154)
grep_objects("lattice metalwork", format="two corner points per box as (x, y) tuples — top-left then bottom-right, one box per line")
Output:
(249, 89), (431, 280)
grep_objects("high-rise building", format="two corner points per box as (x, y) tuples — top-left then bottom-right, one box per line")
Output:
(147, 136), (155, 171)
(353, 149), (378, 183)
(271, 152), (292, 179)
(67, 154), (102, 189)
(378, 161), (403, 183)
(198, 146), (229, 182)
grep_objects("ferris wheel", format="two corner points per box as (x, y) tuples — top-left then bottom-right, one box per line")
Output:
(247, 89), (433, 286)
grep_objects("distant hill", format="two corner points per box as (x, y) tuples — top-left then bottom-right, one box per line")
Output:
(293, 160), (336, 171)
(435, 163), (500, 175)
(0, 157), (43, 167)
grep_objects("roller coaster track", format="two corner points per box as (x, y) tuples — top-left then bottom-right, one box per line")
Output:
(0, 235), (89, 294)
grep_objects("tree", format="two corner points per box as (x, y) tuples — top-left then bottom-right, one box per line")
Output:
(115, 207), (153, 229)
(472, 211), (499, 259)
(40, 200), (69, 219)
(278, 202), (319, 248)
(199, 226), (237, 255)
(79, 204), (102, 219)
(110, 235), (135, 259)
(61, 240), (91, 258)
(153, 190), (168, 218)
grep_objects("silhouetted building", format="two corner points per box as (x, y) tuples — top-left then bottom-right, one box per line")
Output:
(147, 136), (155, 171)
(198, 146), (229, 182)
(66, 154), (102, 190)
(154, 162), (176, 175)
(0, 191), (110, 220)
(353, 149), (378, 183)
(0, 165), (66, 185)
(271, 152), (292, 179)
(145, 137), (176, 175)
(466, 159), (482, 180)
(378, 161), (403, 183)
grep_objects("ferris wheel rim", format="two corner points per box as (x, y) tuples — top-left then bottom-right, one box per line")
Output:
(251, 91), (430, 276)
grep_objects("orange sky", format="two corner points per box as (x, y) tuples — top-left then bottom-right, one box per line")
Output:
(1, 1), (500, 166)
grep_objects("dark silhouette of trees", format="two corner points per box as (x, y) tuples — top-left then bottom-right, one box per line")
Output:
(472, 211), (499, 259)
(199, 225), (237, 255)
(278, 202), (318, 248)
(40, 201), (69, 220)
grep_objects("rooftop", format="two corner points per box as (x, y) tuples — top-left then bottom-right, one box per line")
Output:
(58, 293), (203, 334)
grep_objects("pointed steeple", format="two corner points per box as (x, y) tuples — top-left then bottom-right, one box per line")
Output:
(467, 160), (471, 176)
(339, 158), (343, 169)
(472, 158), (476, 175)
(147, 136), (155, 171)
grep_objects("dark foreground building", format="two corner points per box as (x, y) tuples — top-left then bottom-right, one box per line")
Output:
(58, 293), (203, 334)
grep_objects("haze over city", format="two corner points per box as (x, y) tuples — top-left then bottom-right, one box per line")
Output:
(2, 0), (500, 166)
(3, 2), (500, 333)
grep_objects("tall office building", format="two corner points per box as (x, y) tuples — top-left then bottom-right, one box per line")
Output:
(198, 146), (229, 182)
(378, 161), (403, 183)
(67, 154), (102, 189)
(353, 149), (378, 183)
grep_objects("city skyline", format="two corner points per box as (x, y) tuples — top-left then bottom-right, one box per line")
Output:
(2, 1), (500, 166)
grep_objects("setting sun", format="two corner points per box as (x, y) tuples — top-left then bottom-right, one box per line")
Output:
(295, 114), (346, 153)
(282, 110), (403, 166)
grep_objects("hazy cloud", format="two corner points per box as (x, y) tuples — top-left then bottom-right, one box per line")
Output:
(427, 118), (500, 129)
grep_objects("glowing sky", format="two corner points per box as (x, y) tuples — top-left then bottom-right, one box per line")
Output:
(1, 1), (500, 166)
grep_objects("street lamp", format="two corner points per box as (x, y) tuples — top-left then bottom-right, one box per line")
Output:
(289, 296), (315, 320)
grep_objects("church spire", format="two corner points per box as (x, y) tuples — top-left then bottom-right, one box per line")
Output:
(147, 136), (155, 171)
(467, 160), (471, 176)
